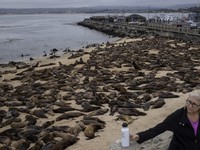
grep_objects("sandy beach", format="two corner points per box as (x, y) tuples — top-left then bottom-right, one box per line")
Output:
(0, 36), (199, 150)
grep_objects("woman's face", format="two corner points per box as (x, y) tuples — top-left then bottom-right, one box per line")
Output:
(186, 96), (200, 114)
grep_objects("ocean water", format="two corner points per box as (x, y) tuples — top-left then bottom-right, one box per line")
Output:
(0, 12), (187, 64)
(0, 13), (119, 63)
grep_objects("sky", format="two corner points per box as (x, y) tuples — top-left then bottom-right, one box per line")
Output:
(0, 0), (199, 8)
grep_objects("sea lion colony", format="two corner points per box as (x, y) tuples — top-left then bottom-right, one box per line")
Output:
(0, 36), (200, 149)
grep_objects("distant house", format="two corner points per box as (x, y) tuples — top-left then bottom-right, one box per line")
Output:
(188, 12), (200, 22)
(114, 16), (126, 22)
(90, 16), (114, 22)
(126, 14), (146, 23)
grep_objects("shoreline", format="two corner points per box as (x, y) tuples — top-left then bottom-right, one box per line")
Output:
(0, 36), (199, 149)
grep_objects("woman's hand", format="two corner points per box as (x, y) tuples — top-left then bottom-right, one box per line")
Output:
(129, 134), (139, 141)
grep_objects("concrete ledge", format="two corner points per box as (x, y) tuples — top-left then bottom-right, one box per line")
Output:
(110, 131), (173, 150)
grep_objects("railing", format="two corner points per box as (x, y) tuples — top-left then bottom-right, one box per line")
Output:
(128, 23), (200, 36)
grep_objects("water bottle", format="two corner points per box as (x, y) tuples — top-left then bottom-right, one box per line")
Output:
(121, 122), (130, 147)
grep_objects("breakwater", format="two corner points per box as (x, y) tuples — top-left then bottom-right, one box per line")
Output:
(77, 19), (200, 42)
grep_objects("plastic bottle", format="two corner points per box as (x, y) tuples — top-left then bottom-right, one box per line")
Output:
(121, 122), (130, 147)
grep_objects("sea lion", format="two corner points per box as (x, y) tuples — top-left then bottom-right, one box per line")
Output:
(42, 120), (55, 129)
(84, 123), (104, 139)
(83, 116), (106, 125)
(151, 99), (166, 109)
(11, 139), (30, 150)
(87, 108), (109, 117)
(52, 126), (72, 133)
(17, 129), (40, 142)
(53, 106), (76, 113)
(25, 115), (37, 125)
(0, 118), (22, 128)
(32, 109), (48, 118)
(56, 112), (84, 121)
(115, 114), (137, 124)
(80, 101), (101, 112)
(0, 128), (22, 140)
(117, 108), (146, 116)
(0, 136), (11, 146)
(11, 121), (29, 129)
(39, 131), (54, 144)
(70, 121), (85, 136)
(0, 145), (11, 150)
(158, 92), (179, 98)
(28, 141), (43, 150)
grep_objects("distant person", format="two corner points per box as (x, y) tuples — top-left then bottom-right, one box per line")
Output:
(130, 90), (200, 150)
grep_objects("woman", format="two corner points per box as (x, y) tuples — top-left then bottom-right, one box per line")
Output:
(130, 90), (200, 150)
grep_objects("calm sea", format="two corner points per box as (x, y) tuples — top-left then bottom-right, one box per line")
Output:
(0, 13), (120, 63)
(0, 13), (187, 64)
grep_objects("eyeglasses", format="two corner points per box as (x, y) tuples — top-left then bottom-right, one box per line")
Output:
(186, 99), (200, 108)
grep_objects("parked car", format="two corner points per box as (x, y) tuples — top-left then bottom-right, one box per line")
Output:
(190, 23), (197, 29)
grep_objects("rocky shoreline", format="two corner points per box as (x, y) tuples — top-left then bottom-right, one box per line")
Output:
(77, 19), (200, 42)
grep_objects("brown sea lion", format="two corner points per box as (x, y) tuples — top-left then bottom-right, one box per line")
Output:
(0, 128), (22, 140)
(17, 129), (40, 142)
(11, 139), (30, 150)
(84, 123), (104, 139)
(53, 106), (76, 113)
(42, 120), (55, 129)
(87, 108), (109, 117)
(117, 108), (146, 116)
(151, 99), (166, 109)
(39, 131), (54, 144)
(25, 115), (37, 125)
(115, 115), (137, 124)
(11, 121), (29, 129)
(32, 109), (48, 118)
(56, 112), (84, 121)
(83, 116), (106, 125)
(0, 136), (11, 146)
(0, 145), (11, 150)
(80, 101), (101, 112)
(109, 105), (118, 116)
(51, 137), (79, 150)
(0, 118), (22, 128)
(52, 126), (72, 133)
(28, 141), (43, 150)
(70, 121), (85, 136)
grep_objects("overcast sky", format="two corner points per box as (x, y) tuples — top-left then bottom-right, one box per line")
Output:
(0, 0), (199, 8)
